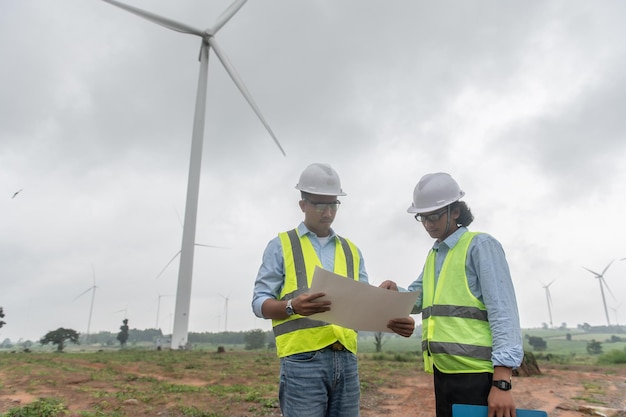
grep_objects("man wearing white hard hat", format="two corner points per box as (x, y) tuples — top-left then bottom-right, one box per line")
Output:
(382, 172), (523, 417)
(253, 163), (414, 417)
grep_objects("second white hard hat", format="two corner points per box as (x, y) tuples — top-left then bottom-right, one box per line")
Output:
(407, 172), (465, 213)
(295, 163), (347, 196)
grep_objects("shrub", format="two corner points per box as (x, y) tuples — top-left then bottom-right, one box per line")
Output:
(3, 397), (68, 417)
(597, 349), (626, 365)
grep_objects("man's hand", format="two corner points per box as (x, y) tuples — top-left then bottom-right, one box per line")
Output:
(291, 292), (331, 316)
(378, 280), (398, 291)
(487, 388), (516, 417)
(387, 316), (415, 337)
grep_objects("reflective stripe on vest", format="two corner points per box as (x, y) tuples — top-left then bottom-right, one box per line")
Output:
(421, 231), (494, 374)
(272, 229), (360, 357)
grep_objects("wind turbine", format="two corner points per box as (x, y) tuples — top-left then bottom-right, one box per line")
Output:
(541, 280), (556, 328)
(156, 291), (173, 329)
(101, 0), (286, 350)
(582, 260), (618, 326)
(73, 266), (97, 343)
(219, 293), (230, 332)
(609, 303), (622, 326)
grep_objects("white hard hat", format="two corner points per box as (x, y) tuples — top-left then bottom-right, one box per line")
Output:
(407, 172), (465, 213)
(295, 163), (347, 196)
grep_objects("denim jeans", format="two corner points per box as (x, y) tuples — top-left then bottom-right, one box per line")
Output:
(279, 348), (360, 417)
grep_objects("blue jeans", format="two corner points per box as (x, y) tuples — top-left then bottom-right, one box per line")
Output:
(279, 348), (360, 417)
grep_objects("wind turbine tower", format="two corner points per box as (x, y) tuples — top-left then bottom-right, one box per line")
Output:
(101, 0), (285, 349)
(541, 280), (556, 328)
(73, 266), (97, 343)
(582, 260), (617, 326)
(219, 294), (230, 332)
(156, 292), (172, 329)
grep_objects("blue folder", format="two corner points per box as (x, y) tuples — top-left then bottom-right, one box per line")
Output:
(452, 404), (548, 417)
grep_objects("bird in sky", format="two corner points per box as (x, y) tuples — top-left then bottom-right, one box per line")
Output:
(11, 189), (23, 199)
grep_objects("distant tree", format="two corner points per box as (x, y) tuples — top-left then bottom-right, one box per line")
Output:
(117, 319), (129, 348)
(586, 339), (603, 355)
(566, 333), (572, 341)
(1, 338), (12, 348)
(559, 322), (567, 330)
(40, 328), (80, 352)
(527, 336), (547, 351)
(541, 322), (548, 330)
(374, 332), (385, 352)
(244, 329), (266, 350)
(0, 306), (5, 328)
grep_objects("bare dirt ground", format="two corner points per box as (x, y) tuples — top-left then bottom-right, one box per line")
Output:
(360, 364), (626, 417)
(0, 353), (625, 417)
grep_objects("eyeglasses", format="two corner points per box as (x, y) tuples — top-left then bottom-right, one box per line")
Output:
(414, 207), (448, 223)
(303, 198), (341, 212)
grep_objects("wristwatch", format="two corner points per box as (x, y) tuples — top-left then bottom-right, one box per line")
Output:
(285, 299), (295, 316)
(492, 379), (512, 391)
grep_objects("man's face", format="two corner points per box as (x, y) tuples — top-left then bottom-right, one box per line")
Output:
(299, 194), (340, 237)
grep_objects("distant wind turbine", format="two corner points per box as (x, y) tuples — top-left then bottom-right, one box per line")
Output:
(582, 260), (618, 326)
(541, 280), (556, 328)
(73, 266), (97, 343)
(102, 0), (285, 350)
(156, 291), (173, 329)
(219, 293), (230, 332)
(609, 303), (622, 326)
(103, 0), (285, 349)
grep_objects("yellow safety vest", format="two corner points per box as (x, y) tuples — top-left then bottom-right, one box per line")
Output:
(272, 229), (361, 357)
(422, 231), (494, 374)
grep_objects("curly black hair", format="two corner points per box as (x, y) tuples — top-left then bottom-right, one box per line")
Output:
(450, 201), (474, 227)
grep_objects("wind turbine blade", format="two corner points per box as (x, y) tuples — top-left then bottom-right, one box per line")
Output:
(600, 277), (617, 301)
(195, 243), (230, 249)
(73, 287), (93, 302)
(211, 0), (247, 34)
(156, 250), (181, 280)
(101, 0), (205, 37)
(582, 266), (601, 277)
(207, 38), (287, 156)
(601, 259), (615, 276)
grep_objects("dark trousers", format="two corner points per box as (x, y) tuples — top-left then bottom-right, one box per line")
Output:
(434, 366), (492, 417)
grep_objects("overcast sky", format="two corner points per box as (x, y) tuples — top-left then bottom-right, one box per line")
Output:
(2, 0), (626, 343)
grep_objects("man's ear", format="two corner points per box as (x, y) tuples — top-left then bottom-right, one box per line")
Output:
(299, 200), (306, 212)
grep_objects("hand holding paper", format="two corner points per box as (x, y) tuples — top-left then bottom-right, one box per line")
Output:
(308, 266), (418, 333)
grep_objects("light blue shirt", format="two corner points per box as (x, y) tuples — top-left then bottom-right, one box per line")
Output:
(252, 222), (369, 319)
(407, 227), (523, 369)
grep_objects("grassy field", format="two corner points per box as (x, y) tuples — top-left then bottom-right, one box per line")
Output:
(0, 347), (423, 417)
(1, 330), (625, 416)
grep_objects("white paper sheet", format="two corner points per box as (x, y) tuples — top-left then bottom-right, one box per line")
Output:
(308, 266), (419, 332)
